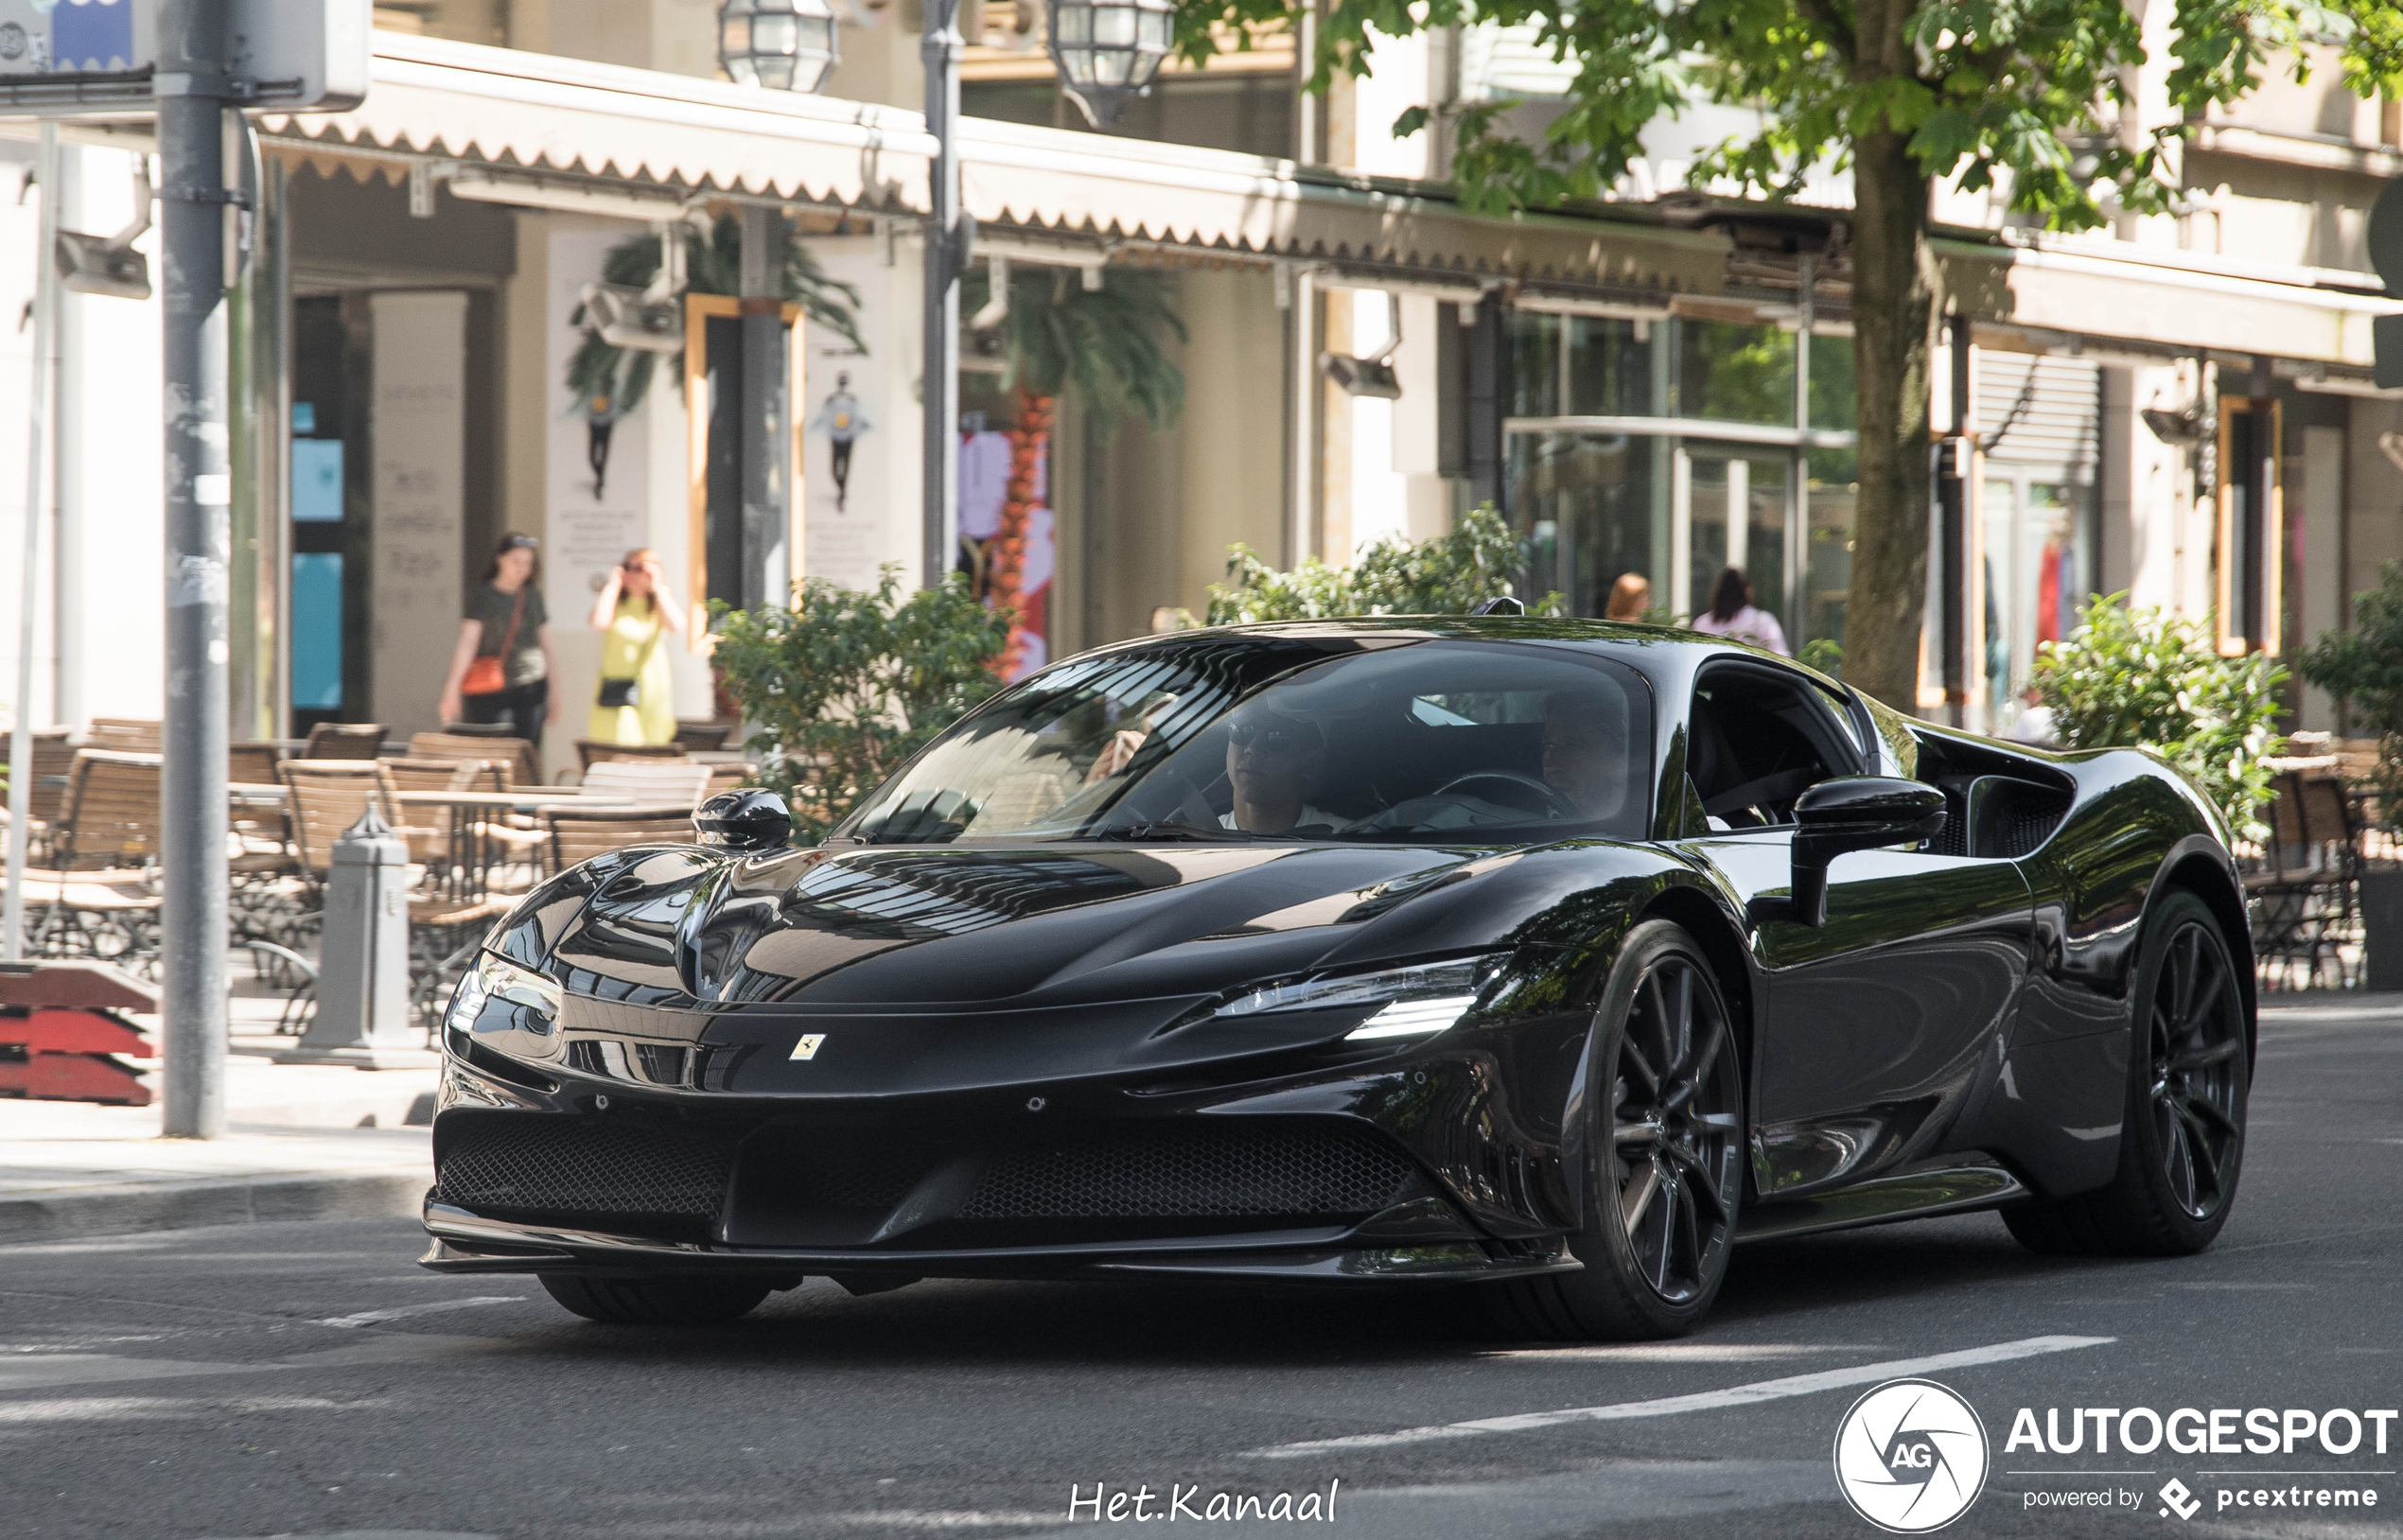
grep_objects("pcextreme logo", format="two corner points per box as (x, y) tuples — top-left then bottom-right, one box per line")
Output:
(1833, 1378), (1991, 1533)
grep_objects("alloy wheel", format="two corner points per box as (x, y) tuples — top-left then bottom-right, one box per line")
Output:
(2148, 920), (2245, 1220)
(1610, 954), (1743, 1304)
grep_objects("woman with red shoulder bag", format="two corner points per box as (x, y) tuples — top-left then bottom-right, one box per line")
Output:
(438, 534), (560, 746)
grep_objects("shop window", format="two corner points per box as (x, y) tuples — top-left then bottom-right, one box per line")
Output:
(1804, 446), (1858, 651)
(1981, 478), (2095, 732)
(1806, 332), (1856, 431)
(1510, 431), (1663, 618)
(1509, 310), (1561, 417)
(1565, 316), (1658, 417)
(1676, 322), (1794, 427)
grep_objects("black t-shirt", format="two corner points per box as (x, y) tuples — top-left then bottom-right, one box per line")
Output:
(465, 582), (548, 687)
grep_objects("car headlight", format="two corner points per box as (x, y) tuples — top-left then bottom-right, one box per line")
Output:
(1211, 954), (1508, 1043)
(445, 951), (562, 1039)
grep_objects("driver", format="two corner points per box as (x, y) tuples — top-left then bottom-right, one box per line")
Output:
(1541, 687), (1633, 820)
(1220, 703), (1342, 834)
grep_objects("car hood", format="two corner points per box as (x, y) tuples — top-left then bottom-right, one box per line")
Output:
(537, 838), (1675, 1013)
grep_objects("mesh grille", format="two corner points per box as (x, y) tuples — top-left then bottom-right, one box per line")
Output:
(1988, 801), (2066, 859)
(801, 1146), (940, 1210)
(957, 1122), (1412, 1220)
(435, 1115), (730, 1222)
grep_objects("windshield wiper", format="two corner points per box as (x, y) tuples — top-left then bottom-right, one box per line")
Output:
(1089, 820), (1257, 843)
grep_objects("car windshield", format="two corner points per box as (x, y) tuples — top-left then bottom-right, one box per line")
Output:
(838, 634), (1654, 845)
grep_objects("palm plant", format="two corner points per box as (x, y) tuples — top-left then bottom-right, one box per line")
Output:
(567, 215), (865, 419)
(960, 263), (1186, 674)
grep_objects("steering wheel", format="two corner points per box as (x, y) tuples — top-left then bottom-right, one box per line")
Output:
(1433, 770), (1583, 821)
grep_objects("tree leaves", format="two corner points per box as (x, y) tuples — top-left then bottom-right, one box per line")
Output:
(2299, 559), (2403, 814)
(1202, 504), (1565, 624)
(709, 570), (1011, 844)
(960, 265), (1188, 432)
(2030, 593), (2289, 841)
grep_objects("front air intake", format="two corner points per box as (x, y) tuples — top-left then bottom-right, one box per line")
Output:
(956, 1121), (1413, 1221)
(433, 1112), (731, 1234)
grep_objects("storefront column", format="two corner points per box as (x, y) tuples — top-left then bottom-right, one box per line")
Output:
(230, 153), (290, 743)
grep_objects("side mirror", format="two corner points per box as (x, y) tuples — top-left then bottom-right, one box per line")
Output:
(693, 789), (793, 852)
(1788, 776), (1947, 925)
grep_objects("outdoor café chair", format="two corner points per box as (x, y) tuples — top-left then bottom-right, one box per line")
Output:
(541, 804), (699, 875)
(24, 749), (164, 972)
(303, 722), (389, 760)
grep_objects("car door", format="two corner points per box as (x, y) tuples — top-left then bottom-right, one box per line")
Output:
(1675, 661), (2033, 1200)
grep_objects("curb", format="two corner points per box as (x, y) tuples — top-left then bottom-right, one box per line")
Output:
(0, 1170), (430, 1246)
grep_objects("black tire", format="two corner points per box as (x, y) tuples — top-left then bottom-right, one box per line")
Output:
(1491, 919), (1745, 1339)
(2003, 889), (2250, 1257)
(540, 1273), (772, 1324)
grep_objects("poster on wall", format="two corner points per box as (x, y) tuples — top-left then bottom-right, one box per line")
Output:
(962, 416), (1052, 681)
(547, 226), (652, 621)
(800, 236), (898, 591)
(368, 291), (467, 738)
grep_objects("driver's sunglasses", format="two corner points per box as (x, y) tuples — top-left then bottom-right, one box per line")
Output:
(1228, 720), (1311, 755)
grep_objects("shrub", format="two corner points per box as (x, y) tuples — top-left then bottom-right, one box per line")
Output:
(710, 569), (1011, 844)
(2299, 559), (2403, 819)
(1202, 504), (1564, 625)
(2028, 592), (2287, 840)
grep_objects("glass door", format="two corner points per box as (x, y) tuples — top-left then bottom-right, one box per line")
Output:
(1681, 446), (1791, 635)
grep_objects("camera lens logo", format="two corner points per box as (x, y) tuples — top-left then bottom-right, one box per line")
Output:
(1833, 1378), (1991, 1532)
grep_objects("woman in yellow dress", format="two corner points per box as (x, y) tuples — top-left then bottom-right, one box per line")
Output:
(586, 548), (683, 744)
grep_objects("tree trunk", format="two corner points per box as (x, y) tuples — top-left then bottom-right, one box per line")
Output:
(989, 386), (1056, 679)
(1843, 126), (1938, 711)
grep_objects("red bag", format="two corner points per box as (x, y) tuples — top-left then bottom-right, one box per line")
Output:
(463, 587), (526, 697)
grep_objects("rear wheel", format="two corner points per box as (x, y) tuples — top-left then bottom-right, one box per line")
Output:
(539, 1273), (773, 1324)
(2003, 889), (2249, 1256)
(1491, 920), (1745, 1339)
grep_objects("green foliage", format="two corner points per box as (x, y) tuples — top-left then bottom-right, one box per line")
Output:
(1202, 505), (1565, 625)
(961, 265), (1188, 431)
(1172, 0), (2400, 237)
(2299, 558), (2403, 812)
(709, 569), (1011, 844)
(567, 216), (863, 419)
(2029, 593), (2289, 841)
(1799, 638), (1844, 678)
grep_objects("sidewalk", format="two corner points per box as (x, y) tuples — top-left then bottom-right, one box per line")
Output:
(0, 967), (439, 1245)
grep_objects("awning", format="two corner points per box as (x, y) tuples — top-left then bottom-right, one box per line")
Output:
(1940, 236), (2399, 372)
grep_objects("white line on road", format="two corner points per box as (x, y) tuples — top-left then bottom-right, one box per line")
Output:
(1247, 1334), (2114, 1459)
(315, 1297), (525, 1329)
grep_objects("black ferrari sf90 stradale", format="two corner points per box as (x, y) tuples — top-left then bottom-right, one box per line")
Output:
(423, 619), (2254, 1338)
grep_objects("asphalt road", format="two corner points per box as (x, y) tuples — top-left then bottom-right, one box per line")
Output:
(3, 996), (2398, 1540)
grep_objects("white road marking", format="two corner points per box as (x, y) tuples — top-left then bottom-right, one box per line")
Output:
(1479, 1341), (1865, 1364)
(0, 1332), (508, 1392)
(826, 1515), (1065, 1530)
(315, 1296), (524, 1329)
(1247, 1334), (2114, 1459)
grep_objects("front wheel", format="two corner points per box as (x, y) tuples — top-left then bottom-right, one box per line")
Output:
(540, 1273), (772, 1324)
(1491, 920), (1745, 1339)
(2003, 889), (2250, 1257)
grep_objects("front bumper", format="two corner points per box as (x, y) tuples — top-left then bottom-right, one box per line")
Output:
(419, 1202), (1577, 1285)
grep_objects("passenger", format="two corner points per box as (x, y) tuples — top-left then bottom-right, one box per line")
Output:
(1086, 691), (1179, 784)
(1220, 706), (1342, 834)
(1542, 688), (1634, 820)
(1603, 572), (1652, 621)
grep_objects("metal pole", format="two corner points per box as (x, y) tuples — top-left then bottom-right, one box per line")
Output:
(52, 140), (81, 736)
(740, 206), (791, 611)
(157, 0), (234, 1139)
(4, 122), (61, 964)
(921, 0), (963, 588)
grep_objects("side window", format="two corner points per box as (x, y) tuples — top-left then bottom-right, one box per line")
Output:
(1687, 667), (1858, 829)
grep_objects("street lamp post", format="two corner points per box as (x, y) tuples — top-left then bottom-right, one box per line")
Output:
(1047, 0), (1174, 128)
(922, 0), (965, 589)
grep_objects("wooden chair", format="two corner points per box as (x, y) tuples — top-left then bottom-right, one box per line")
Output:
(279, 761), (413, 883)
(27, 750), (164, 969)
(574, 738), (690, 775)
(542, 804), (697, 873)
(2248, 773), (2361, 990)
(229, 741), (284, 785)
(581, 760), (716, 808)
(304, 722), (388, 760)
(87, 717), (162, 753)
(411, 731), (537, 790)
(673, 721), (736, 753)
(20, 727), (77, 860)
(705, 762), (751, 798)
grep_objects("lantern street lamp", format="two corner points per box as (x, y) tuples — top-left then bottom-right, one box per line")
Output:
(1047, 0), (1175, 128)
(718, 0), (840, 95)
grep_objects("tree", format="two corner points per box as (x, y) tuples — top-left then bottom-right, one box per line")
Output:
(2028, 592), (2287, 840)
(1170, 0), (2402, 707)
(1204, 503), (1565, 622)
(710, 569), (1011, 843)
(960, 264), (1187, 675)
(568, 215), (864, 420)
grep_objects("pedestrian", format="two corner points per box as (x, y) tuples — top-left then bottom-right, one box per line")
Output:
(587, 547), (682, 746)
(439, 534), (559, 747)
(1603, 572), (1651, 621)
(1690, 566), (1789, 655)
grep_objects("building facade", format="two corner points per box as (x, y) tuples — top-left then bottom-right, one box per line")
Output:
(2, 3), (2399, 764)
